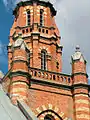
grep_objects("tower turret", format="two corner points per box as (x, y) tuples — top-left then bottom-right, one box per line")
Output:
(9, 34), (30, 105)
(71, 46), (90, 120)
(9, 0), (63, 73)
(71, 45), (87, 84)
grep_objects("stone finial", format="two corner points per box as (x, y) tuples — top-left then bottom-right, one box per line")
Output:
(71, 45), (85, 62)
(75, 45), (80, 52)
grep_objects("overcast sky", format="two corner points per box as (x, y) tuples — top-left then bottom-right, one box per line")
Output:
(2, 0), (90, 79)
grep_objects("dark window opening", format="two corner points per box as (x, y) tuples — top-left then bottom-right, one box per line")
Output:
(34, 71), (37, 76)
(22, 30), (25, 34)
(26, 29), (28, 33)
(56, 62), (59, 69)
(27, 10), (31, 26)
(39, 28), (41, 32)
(40, 9), (44, 26)
(46, 30), (48, 34)
(41, 50), (47, 70)
(53, 75), (56, 80)
(57, 76), (59, 81)
(68, 78), (70, 83)
(44, 114), (55, 120)
(42, 29), (44, 33)
(30, 28), (32, 32)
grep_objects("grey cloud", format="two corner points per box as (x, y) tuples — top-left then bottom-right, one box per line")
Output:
(55, 0), (90, 77)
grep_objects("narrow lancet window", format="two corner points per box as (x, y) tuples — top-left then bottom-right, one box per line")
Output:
(27, 10), (31, 26)
(41, 50), (47, 70)
(40, 9), (44, 26)
(26, 49), (30, 67)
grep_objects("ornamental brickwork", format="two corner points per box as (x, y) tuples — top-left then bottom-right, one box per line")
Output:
(2, 0), (90, 120)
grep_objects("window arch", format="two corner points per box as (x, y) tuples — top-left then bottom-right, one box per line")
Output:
(37, 110), (63, 120)
(40, 9), (44, 26)
(41, 50), (47, 70)
(26, 10), (31, 26)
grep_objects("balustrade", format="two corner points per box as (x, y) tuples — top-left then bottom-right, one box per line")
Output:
(29, 68), (72, 85)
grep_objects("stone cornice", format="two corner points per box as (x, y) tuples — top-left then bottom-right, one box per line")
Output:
(30, 77), (90, 90)
(72, 72), (88, 78)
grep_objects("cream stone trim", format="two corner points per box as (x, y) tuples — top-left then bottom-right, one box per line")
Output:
(35, 104), (68, 120)
(76, 107), (89, 112)
(12, 82), (27, 86)
(59, 112), (64, 118)
(75, 99), (89, 104)
(10, 93), (26, 99)
(11, 88), (27, 93)
(30, 10), (33, 12)
(42, 105), (47, 111)
(75, 94), (88, 97)
(39, 47), (49, 54)
(26, 6), (29, 9)
(14, 56), (26, 60)
(77, 114), (89, 119)
(40, 6), (43, 9)
(36, 107), (42, 114)
(23, 12), (26, 14)
(12, 69), (27, 72)
(22, 33), (31, 38)
(64, 117), (68, 120)
(37, 10), (40, 12)
(40, 117), (43, 120)
(48, 104), (52, 109)
(54, 106), (59, 112)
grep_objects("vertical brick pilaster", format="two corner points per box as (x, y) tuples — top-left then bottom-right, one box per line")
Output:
(33, 2), (38, 24)
(51, 42), (56, 72)
(73, 87), (90, 120)
(32, 34), (40, 68)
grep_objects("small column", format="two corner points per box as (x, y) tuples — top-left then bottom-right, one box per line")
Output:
(71, 46), (90, 120)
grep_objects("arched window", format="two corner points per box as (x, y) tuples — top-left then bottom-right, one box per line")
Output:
(44, 114), (55, 120)
(41, 50), (47, 70)
(40, 9), (44, 26)
(37, 110), (63, 120)
(26, 10), (31, 26)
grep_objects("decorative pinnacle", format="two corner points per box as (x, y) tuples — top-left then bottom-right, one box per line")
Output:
(75, 45), (80, 52)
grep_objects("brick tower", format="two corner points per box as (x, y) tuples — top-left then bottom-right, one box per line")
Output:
(2, 0), (90, 120)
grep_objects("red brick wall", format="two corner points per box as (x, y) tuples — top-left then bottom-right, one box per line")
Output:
(27, 83), (74, 120)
